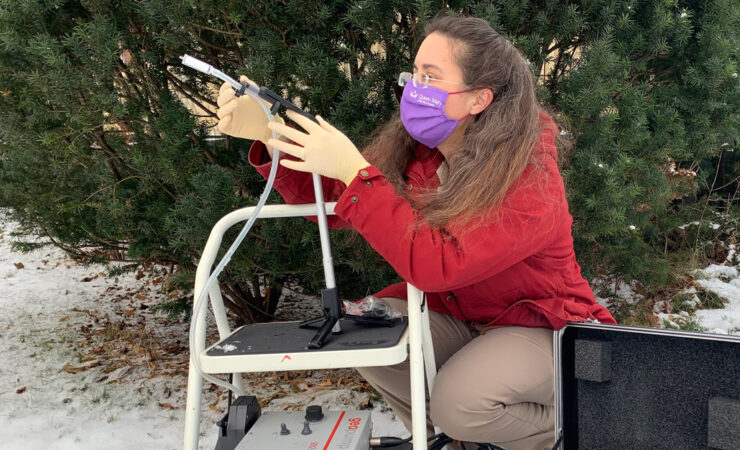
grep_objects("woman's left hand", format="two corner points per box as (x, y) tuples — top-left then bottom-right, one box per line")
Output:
(266, 110), (371, 186)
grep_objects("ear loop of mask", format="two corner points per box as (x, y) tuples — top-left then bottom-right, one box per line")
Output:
(447, 87), (482, 121)
(448, 88), (495, 121)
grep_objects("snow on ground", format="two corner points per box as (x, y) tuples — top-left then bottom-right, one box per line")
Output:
(0, 216), (406, 449)
(655, 257), (740, 335)
(688, 263), (740, 333)
(591, 247), (740, 335)
(592, 278), (644, 309)
(2, 210), (739, 449)
(693, 277), (740, 333)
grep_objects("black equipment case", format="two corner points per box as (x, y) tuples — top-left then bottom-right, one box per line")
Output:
(554, 322), (740, 449)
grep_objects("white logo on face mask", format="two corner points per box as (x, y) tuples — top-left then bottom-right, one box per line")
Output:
(415, 92), (442, 108)
(410, 90), (418, 99)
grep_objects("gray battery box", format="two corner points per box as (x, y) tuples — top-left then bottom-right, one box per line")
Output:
(236, 410), (371, 450)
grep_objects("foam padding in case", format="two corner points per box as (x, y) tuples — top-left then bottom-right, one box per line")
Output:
(707, 397), (740, 450)
(574, 339), (611, 382)
(560, 325), (740, 450)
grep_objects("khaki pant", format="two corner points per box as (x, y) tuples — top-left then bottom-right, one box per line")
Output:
(357, 298), (555, 450)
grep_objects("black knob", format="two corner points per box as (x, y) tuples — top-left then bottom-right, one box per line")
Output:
(305, 405), (324, 422)
(280, 423), (290, 435)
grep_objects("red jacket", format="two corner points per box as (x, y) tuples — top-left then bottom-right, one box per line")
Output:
(248, 112), (616, 330)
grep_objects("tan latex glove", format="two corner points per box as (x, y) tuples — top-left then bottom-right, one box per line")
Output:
(266, 110), (371, 185)
(216, 75), (283, 142)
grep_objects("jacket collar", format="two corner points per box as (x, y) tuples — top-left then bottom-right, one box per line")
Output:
(414, 144), (445, 179)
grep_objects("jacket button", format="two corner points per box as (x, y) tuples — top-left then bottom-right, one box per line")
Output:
(445, 295), (453, 301)
(360, 169), (370, 177)
(351, 196), (358, 202)
(365, 181), (371, 186)
(407, 184), (414, 191)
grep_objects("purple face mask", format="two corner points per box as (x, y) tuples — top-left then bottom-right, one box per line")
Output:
(400, 82), (472, 148)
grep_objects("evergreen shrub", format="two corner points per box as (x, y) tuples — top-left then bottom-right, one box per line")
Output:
(0, 0), (737, 324)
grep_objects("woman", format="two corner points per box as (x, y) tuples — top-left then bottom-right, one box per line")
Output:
(216, 15), (615, 450)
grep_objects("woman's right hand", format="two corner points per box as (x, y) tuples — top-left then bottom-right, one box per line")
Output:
(216, 76), (284, 157)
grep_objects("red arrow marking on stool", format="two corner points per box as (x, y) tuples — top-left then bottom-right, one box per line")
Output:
(281, 355), (291, 362)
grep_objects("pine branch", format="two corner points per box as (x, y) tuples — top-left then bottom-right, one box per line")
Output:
(34, 220), (87, 259)
(244, 7), (289, 47)
(189, 31), (235, 55)
(220, 284), (254, 323)
(95, 133), (125, 181)
(185, 21), (243, 37)
(222, 15), (246, 68)
(164, 69), (218, 112)
(115, 59), (146, 99)
(77, 224), (128, 251)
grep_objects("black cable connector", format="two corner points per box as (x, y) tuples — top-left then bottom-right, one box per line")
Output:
(428, 434), (453, 450)
(369, 436), (412, 447)
(370, 433), (510, 449)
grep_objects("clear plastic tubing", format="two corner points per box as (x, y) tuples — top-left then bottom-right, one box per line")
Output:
(180, 54), (279, 395)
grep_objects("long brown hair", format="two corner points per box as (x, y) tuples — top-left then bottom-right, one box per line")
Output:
(362, 15), (550, 231)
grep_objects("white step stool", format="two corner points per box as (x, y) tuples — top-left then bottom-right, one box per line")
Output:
(182, 203), (438, 450)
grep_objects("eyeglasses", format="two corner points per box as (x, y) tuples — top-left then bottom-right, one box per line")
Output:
(397, 71), (465, 89)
